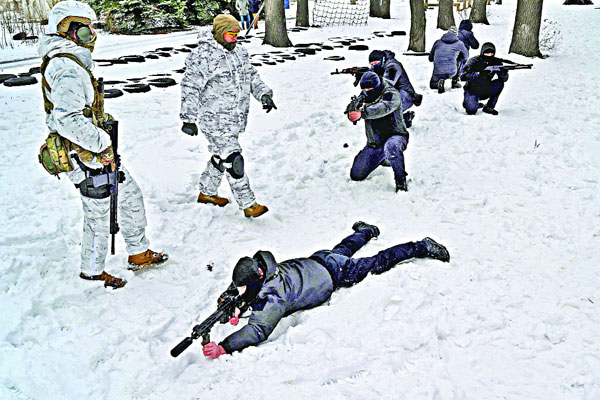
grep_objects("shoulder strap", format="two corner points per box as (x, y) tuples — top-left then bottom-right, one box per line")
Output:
(41, 53), (100, 115)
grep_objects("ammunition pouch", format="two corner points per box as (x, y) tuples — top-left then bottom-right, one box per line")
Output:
(72, 154), (124, 199)
(38, 133), (74, 177)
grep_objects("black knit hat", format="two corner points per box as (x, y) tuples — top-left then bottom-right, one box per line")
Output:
(360, 71), (381, 89)
(232, 256), (263, 287)
(369, 50), (386, 63)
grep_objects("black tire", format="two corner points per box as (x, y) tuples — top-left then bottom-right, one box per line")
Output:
(321, 45), (334, 50)
(173, 68), (186, 74)
(110, 59), (128, 64)
(29, 67), (41, 74)
(119, 55), (145, 63)
(104, 80), (127, 85)
(144, 54), (160, 60)
(251, 63), (262, 66)
(157, 47), (173, 51)
(263, 61), (277, 65)
(3, 76), (38, 87)
(149, 73), (171, 77)
(296, 48), (316, 55)
(348, 45), (369, 51)
(123, 84), (151, 93)
(324, 56), (345, 61)
(156, 52), (171, 57)
(104, 89), (124, 98)
(148, 78), (177, 88)
(177, 48), (192, 52)
(184, 43), (198, 49)
(0, 74), (17, 84)
(391, 31), (406, 36)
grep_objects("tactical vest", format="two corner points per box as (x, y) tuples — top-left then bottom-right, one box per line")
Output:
(38, 53), (113, 177)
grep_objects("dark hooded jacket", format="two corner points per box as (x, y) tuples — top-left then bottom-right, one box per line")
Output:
(429, 32), (469, 76)
(361, 80), (408, 148)
(219, 253), (334, 353)
(372, 50), (417, 98)
(458, 20), (479, 51)
(460, 42), (509, 97)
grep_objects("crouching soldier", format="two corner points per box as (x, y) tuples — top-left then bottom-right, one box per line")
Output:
(428, 26), (469, 93)
(38, 1), (168, 289)
(200, 221), (450, 358)
(460, 42), (508, 115)
(347, 72), (410, 192)
(368, 50), (423, 128)
(180, 14), (275, 218)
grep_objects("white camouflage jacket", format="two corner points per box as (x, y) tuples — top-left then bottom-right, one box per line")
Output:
(180, 29), (272, 137)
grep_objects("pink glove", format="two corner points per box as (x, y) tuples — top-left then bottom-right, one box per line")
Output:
(229, 317), (239, 326)
(348, 111), (362, 122)
(202, 342), (226, 359)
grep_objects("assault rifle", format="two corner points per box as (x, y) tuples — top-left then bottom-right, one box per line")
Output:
(96, 78), (121, 255)
(331, 66), (370, 87)
(403, 52), (430, 56)
(344, 93), (366, 125)
(170, 290), (244, 358)
(485, 62), (533, 72)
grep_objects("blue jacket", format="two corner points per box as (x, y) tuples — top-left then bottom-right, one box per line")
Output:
(249, 0), (260, 13)
(219, 257), (334, 353)
(458, 20), (479, 52)
(429, 32), (469, 76)
(361, 80), (408, 148)
(373, 50), (417, 97)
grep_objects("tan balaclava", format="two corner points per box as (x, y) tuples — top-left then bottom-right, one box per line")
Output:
(213, 14), (241, 51)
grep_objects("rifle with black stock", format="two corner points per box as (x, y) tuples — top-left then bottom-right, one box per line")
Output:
(331, 66), (370, 87)
(170, 290), (244, 358)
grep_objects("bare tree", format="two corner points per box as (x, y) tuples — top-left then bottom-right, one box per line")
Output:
(408, 0), (426, 51)
(470, 0), (489, 24)
(370, 0), (391, 19)
(296, 0), (309, 26)
(509, 0), (544, 57)
(437, 0), (455, 30)
(263, 0), (293, 47)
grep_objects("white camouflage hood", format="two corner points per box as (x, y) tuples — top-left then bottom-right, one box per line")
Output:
(38, 34), (94, 70)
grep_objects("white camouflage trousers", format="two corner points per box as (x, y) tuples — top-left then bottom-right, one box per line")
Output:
(198, 132), (256, 209)
(79, 165), (149, 276)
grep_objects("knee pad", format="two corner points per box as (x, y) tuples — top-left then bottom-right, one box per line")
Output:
(223, 152), (245, 179)
(211, 155), (226, 172)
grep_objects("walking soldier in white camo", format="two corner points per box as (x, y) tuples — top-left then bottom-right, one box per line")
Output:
(38, 1), (168, 289)
(180, 14), (276, 218)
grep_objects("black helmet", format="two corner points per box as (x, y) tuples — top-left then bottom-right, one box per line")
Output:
(232, 256), (264, 287)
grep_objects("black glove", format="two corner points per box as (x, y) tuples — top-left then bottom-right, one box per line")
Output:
(181, 122), (198, 136)
(413, 93), (423, 107)
(261, 94), (277, 113)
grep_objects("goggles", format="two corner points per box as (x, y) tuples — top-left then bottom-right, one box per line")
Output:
(71, 22), (96, 44)
(224, 31), (240, 39)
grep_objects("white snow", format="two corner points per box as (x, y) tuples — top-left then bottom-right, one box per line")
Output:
(1, 1), (599, 399)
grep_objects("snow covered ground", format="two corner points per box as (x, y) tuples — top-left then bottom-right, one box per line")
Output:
(1, 0), (599, 399)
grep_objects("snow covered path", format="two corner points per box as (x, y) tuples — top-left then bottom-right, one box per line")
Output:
(1, 1), (599, 399)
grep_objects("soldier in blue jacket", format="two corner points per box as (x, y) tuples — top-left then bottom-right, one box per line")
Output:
(429, 26), (469, 93)
(457, 20), (479, 52)
(201, 222), (450, 358)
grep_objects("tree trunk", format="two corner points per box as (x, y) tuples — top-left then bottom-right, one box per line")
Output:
(408, 0), (426, 52)
(437, 0), (455, 30)
(296, 0), (309, 26)
(470, 0), (489, 24)
(509, 0), (544, 57)
(370, 0), (391, 19)
(263, 0), (293, 47)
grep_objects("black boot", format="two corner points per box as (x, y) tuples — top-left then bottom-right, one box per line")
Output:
(421, 237), (450, 262)
(403, 111), (415, 128)
(437, 80), (445, 94)
(352, 221), (380, 239)
(482, 105), (498, 115)
(395, 176), (408, 192)
(451, 79), (461, 89)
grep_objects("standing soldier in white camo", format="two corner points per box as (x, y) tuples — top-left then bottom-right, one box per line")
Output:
(38, 1), (168, 289)
(180, 14), (276, 218)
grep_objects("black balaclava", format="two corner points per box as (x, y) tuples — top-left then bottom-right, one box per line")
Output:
(369, 50), (386, 76)
(360, 71), (383, 103)
(232, 256), (265, 303)
(480, 42), (496, 64)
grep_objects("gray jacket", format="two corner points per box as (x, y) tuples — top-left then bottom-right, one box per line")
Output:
(362, 80), (408, 148)
(429, 32), (469, 76)
(220, 257), (334, 353)
(180, 29), (272, 137)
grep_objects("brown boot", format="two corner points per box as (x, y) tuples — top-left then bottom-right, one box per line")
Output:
(243, 202), (269, 218)
(128, 249), (169, 272)
(198, 192), (230, 207)
(80, 271), (127, 289)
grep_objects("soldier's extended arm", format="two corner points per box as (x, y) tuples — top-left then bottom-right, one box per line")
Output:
(180, 51), (208, 124)
(362, 89), (402, 120)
